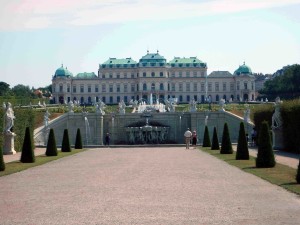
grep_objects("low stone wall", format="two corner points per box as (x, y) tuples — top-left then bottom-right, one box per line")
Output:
(34, 111), (254, 146)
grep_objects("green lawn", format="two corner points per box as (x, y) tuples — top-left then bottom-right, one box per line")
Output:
(0, 149), (85, 177)
(200, 147), (300, 195)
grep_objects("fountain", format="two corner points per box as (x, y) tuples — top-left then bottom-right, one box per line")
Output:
(125, 117), (169, 144)
(82, 108), (91, 145)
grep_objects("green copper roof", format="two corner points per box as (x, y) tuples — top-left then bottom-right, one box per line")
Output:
(169, 57), (206, 68)
(75, 72), (97, 79)
(102, 58), (137, 65)
(234, 62), (252, 76)
(139, 52), (166, 63)
(54, 65), (73, 77)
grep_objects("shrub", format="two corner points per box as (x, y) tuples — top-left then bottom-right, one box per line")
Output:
(61, 129), (71, 152)
(46, 129), (58, 156)
(20, 127), (35, 163)
(256, 121), (276, 168)
(202, 126), (211, 147)
(75, 128), (83, 149)
(220, 123), (233, 154)
(236, 122), (249, 160)
(0, 146), (5, 171)
(297, 159), (300, 184)
(211, 127), (220, 150)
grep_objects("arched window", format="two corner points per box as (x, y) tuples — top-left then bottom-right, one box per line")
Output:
(216, 95), (219, 102)
(160, 83), (164, 90)
(81, 97), (84, 104)
(88, 96), (92, 103)
(143, 83), (147, 91)
(151, 72), (155, 77)
(151, 83), (155, 91)
(223, 95), (226, 101)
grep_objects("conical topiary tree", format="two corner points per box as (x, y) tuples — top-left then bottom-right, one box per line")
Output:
(75, 128), (83, 149)
(61, 129), (71, 152)
(256, 121), (275, 168)
(202, 126), (211, 147)
(236, 122), (249, 160)
(296, 159), (300, 184)
(220, 123), (233, 154)
(46, 128), (58, 156)
(0, 146), (5, 171)
(211, 127), (220, 150)
(20, 127), (35, 163)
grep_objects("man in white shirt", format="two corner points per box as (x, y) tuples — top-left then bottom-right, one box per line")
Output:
(184, 128), (192, 149)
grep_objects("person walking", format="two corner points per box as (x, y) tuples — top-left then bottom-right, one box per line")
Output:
(184, 128), (192, 149)
(192, 130), (197, 148)
(105, 133), (110, 146)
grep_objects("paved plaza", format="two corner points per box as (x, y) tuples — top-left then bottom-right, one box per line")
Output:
(1, 147), (300, 224)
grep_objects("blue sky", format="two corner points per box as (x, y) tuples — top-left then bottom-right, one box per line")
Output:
(0, 0), (300, 88)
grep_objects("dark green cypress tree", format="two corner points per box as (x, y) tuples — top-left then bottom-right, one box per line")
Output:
(236, 122), (249, 160)
(220, 123), (233, 154)
(0, 146), (5, 171)
(296, 159), (300, 184)
(61, 129), (71, 152)
(256, 121), (275, 168)
(202, 126), (211, 147)
(46, 129), (58, 156)
(20, 127), (35, 163)
(211, 127), (220, 150)
(75, 128), (83, 149)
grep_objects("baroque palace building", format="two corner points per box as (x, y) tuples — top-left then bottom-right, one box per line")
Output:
(52, 51), (256, 104)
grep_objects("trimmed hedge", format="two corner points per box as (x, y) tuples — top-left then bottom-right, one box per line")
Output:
(281, 100), (300, 153)
(20, 127), (35, 163)
(61, 129), (71, 152)
(0, 146), (5, 171)
(220, 123), (233, 154)
(211, 127), (220, 150)
(202, 126), (211, 147)
(46, 129), (58, 156)
(256, 121), (276, 168)
(75, 128), (83, 149)
(236, 122), (249, 160)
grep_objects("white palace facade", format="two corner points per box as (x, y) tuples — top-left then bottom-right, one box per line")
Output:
(52, 51), (256, 105)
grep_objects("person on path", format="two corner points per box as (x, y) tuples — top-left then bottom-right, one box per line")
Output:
(251, 128), (257, 146)
(105, 133), (110, 146)
(184, 128), (192, 149)
(192, 130), (197, 148)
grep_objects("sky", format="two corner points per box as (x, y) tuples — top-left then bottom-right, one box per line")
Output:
(0, 0), (300, 88)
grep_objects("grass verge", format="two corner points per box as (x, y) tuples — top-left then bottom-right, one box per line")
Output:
(0, 149), (85, 177)
(200, 147), (300, 195)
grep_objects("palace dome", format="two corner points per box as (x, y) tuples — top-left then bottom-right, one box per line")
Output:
(54, 65), (73, 77)
(234, 62), (252, 76)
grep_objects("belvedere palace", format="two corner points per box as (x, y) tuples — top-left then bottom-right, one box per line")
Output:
(52, 51), (255, 105)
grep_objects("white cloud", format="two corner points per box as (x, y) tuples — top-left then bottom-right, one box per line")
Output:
(0, 0), (300, 30)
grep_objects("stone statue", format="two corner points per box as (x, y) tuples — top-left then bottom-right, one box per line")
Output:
(219, 99), (225, 111)
(44, 109), (51, 127)
(205, 115), (208, 126)
(4, 102), (15, 134)
(118, 100), (126, 115)
(244, 104), (250, 123)
(272, 97), (282, 129)
(96, 101), (106, 115)
(189, 99), (197, 112)
(68, 101), (74, 113)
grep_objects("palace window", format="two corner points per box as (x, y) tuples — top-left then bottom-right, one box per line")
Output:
(102, 84), (106, 92)
(151, 72), (155, 77)
(186, 71), (190, 77)
(131, 84), (135, 92)
(131, 73), (134, 78)
(88, 85), (91, 93)
(143, 83), (147, 91)
(208, 83), (212, 92)
(201, 72), (205, 77)
(186, 83), (190, 91)
(193, 71), (197, 77)
(124, 73), (127, 78)
(171, 83), (175, 91)
(109, 84), (113, 92)
(95, 85), (99, 93)
(160, 83), (164, 91)
(160, 72), (163, 77)
(109, 73), (113, 78)
(244, 82), (248, 90)
(179, 83), (183, 91)
(179, 72), (182, 77)
(67, 84), (70, 93)
(223, 83), (226, 91)
(151, 83), (155, 91)
(237, 81), (240, 90)
(215, 82), (219, 92)
(117, 74), (120, 79)
(171, 72), (175, 77)
(80, 85), (84, 93)
(124, 84), (128, 92)
(201, 83), (205, 92)
(193, 83), (197, 92)
(59, 84), (63, 92)
(230, 83), (234, 91)
(117, 84), (120, 92)
(252, 82), (254, 90)
(143, 72), (146, 77)
(73, 86), (76, 93)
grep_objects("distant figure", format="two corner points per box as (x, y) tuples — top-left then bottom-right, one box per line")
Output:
(105, 133), (110, 146)
(184, 128), (192, 149)
(251, 128), (257, 146)
(192, 130), (197, 148)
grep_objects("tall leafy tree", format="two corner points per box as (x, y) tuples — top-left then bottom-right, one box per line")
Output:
(12, 84), (33, 97)
(0, 81), (11, 96)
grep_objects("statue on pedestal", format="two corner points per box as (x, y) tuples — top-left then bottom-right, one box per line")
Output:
(219, 99), (225, 111)
(2, 102), (16, 155)
(189, 99), (197, 112)
(118, 100), (126, 115)
(4, 102), (15, 134)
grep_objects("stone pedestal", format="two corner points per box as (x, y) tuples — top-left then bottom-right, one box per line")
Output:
(3, 132), (16, 155)
(272, 128), (284, 150)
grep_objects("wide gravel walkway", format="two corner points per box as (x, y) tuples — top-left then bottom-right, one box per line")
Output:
(1, 147), (300, 225)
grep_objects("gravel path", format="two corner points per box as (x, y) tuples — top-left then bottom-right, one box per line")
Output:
(1, 147), (300, 225)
